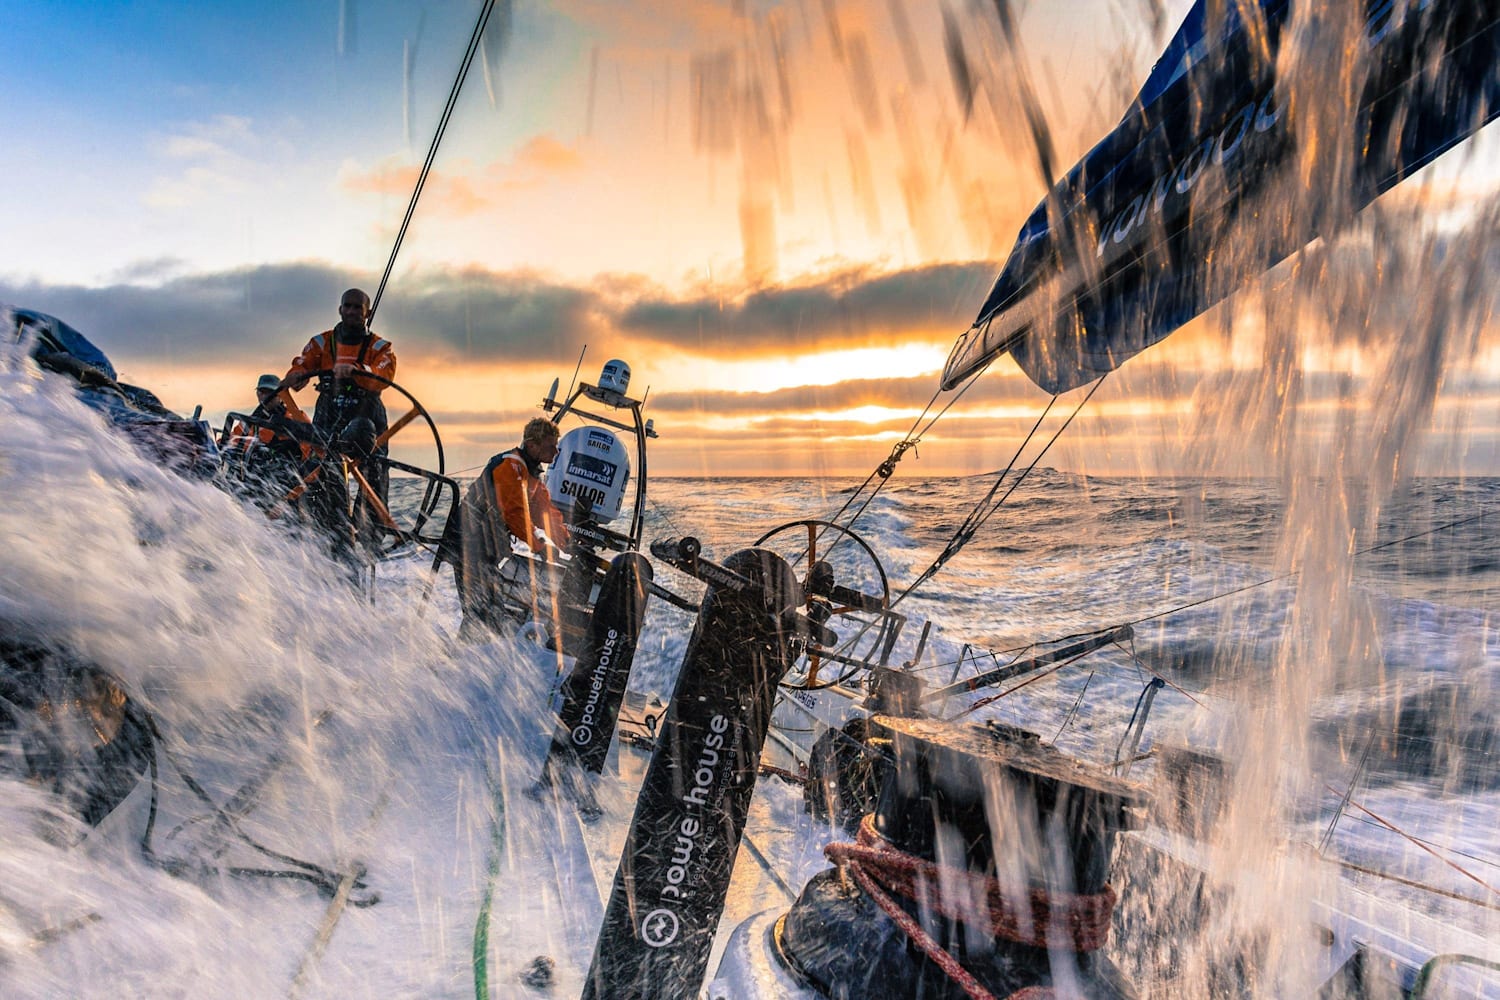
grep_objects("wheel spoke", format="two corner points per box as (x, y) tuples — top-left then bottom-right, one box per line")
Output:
(348, 465), (401, 532)
(376, 406), (420, 449)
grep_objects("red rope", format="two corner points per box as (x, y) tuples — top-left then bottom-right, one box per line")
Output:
(823, 815), (1116, 1000)
(1321, 781), (1500, 900)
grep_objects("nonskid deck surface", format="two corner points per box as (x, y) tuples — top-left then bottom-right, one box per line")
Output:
(475, 755), (605, 998)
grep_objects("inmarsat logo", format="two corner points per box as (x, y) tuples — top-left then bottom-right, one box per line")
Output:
(640, 907), (680, 948)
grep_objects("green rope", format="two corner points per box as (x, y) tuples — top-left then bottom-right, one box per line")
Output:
(1410, 954), (1500, 999)
(472, 768), (508, 1000)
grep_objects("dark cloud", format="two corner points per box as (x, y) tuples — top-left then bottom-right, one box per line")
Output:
(618, 261), (996, 350)
(0, 263), (609, 373)
(371, 269), (600, 363)
(105, 257), (191, 285)
(2, 259), (1000, 375)
(0, 262), (365, 368)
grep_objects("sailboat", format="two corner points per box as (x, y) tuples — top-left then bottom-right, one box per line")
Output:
(3, 0), (1498, 997)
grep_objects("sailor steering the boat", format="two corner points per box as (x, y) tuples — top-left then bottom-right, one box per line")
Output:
(282, 287), (397, 504)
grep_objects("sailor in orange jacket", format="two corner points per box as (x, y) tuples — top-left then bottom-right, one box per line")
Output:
(458, 417), (571, 636)
(229, 373), (311, 453)
(283, 287), (397, 503)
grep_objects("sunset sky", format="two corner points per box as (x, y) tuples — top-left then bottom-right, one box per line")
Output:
(3, 0), (1497, 478)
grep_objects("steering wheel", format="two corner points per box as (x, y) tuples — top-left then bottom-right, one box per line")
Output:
(751, 519), (892, 688)
(280, 369), (444, 473)
(231, 370), (447, 556)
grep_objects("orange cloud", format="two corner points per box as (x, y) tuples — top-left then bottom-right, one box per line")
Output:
(486, 134), (585, 183)
(340, 159), (489, 215)
(554, 0), (748, 52)
(340, 135), (585, 215)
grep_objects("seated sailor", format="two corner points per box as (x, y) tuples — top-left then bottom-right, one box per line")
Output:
(228, 373), (311, 454)
(226, 373), (312, 501)
(458, 417), (575, 638)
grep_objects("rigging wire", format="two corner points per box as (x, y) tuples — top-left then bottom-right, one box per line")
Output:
(1051, 671), (1094, 743)
(370, 0), (499, 321)
(792, 358), (1485, 728)
(1339, 812), (1500, 875)
(895, 374), (1107, 608)
(825, 367), (989, 537)
(1319, 737), (1375, 854)
(784, 367), (993, 582)
(777, 376), (1105, 690)
(1320, 781), (1500, 901)
(1114, 640), (1203, 707)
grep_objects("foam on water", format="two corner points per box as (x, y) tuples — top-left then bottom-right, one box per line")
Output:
(0, 331), (598, 996)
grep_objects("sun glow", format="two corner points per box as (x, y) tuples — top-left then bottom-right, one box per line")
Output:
(802, 404), (920, 426)
(653, 343), (949, 395)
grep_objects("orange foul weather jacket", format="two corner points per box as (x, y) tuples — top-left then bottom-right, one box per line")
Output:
(492, 449), (570, 551)
(284, 330), (397, 393)
(229, 392), (311, 450)
(456, 448), (571, 633)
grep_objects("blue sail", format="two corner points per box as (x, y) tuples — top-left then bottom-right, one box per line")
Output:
(943, 0), (1500, 394)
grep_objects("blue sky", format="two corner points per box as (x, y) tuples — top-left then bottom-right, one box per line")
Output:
(4, 1), (561, 283)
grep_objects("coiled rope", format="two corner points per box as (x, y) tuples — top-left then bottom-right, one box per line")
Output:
(823, 814), (1116, 1000)
(138, 710), (378, 906)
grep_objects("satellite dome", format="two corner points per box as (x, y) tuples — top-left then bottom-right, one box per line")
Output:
(598, 360), (631, 395)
